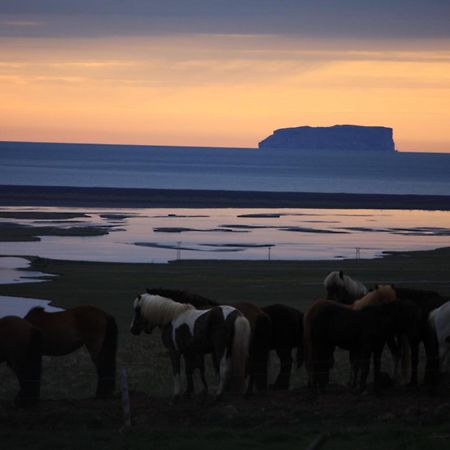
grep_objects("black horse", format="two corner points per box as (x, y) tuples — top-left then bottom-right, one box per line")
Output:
(304, 299), (420, 393)
(393, 286), (450, 389)
(262, 304), (304, 390)
(0, 316), (42, 406)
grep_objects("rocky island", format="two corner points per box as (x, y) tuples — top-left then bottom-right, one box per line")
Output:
(258, 125), (396, 152)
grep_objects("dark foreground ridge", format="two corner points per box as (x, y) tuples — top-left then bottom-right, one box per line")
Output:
(1, 185), (449, 210)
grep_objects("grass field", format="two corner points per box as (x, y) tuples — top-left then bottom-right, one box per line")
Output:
(1, 248), (450, 449)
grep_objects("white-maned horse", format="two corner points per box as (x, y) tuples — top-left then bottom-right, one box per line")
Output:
(429, 300), (450, 373)
(130, 293), (251, 400)
(324, 270), (368, 304)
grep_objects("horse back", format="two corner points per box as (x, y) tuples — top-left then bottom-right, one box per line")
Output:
(0, 316), (40, 363)
(25, 305), (112, 356)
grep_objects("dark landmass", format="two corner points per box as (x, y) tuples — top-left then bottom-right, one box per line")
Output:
(0, 211), (89, 220)
(0, 222), (111, 242)
(1, 185), (449, 210)
(259, 124), (395, 151)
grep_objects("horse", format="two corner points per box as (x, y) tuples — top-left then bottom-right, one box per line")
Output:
(428, 301), (450, 374)
(25, 306), (118, 398)
(304, 299), (419, 393)
(261, 304), (304, 390)
(145, 288), (272, 394)
(130, 293), (251, 400)
(324, 270), (368, 304)
(392, 286), (449, 389)
(0, 316), (42, 406)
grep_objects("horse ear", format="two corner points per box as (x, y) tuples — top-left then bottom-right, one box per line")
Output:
(339, 270), (344, 280)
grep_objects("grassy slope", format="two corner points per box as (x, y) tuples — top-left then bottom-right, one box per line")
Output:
(1, 249), (450, 449)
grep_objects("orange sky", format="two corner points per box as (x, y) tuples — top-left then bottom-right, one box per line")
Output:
(1, 34), (449, 152)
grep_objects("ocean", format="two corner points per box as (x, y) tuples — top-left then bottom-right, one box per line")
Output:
(1, 141), (449, 195)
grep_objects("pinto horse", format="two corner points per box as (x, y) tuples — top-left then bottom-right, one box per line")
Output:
(262, 304), (304, 390)
(130, 293), (251, 400)
(145, 288), (272, 394)
(304, 299), (419, 392)
(0, 316), (42, 406)
(324, 271), (368, 304)
(25, 306), (118, 398)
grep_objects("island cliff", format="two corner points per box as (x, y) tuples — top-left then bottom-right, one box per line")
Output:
(258, 125), (395, 152)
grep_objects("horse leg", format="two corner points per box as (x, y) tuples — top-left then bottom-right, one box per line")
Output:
(387, 335), (400, 383)
(348, 350), (358, 388)
(357, 351), (371, 393)
(169, 351), (182, 403)
(215, 351), (231, 400)
(423, 326), (440, 394)
(408, 340), (420, 387)
(184, 355), (195, 398)
(86, 315), (118, 398)
(373, 348), (383, 395)
(197, 355), (208, 397)
(12, 328), (42, 407)
(272, 347), (293, 390)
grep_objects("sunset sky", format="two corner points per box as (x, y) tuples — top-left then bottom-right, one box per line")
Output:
(1, 1), (449, 152)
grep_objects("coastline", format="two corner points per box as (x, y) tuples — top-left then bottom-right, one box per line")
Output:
(1, 185), (450, 210)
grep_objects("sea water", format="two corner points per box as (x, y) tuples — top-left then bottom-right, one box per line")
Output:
(1, 141), (449, 195)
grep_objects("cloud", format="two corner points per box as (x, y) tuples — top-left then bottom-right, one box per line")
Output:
(0, 1), (449, 39)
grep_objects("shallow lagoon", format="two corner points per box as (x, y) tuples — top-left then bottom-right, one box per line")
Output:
(0, 206), (449, 264)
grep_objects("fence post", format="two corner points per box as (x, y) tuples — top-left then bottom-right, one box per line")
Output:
(120, 366), (131, 430)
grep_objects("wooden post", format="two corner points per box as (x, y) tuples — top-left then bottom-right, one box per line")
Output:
(120, 366), (131, 430)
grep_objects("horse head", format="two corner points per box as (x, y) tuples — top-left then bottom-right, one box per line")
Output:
(130, 294), (156, 335)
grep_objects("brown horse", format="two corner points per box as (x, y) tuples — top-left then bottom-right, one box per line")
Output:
(25, 306), (118, 398)
(0, 316), (42, 406)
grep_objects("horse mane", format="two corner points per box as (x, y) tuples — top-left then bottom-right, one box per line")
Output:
(324, 271), (368, 299)
(25, 306), (45, 317)
(352, 285), (396, 310)
(137, 294), (195, 326)
(146, 288), (218, 308)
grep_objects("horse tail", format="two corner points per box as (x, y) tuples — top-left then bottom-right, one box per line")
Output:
(399, 333), (411, 384)
(96, 313), (118, 398)
(230, 315), (251, 393)
(303, 308), (314, 384)
(16, 327), (42, 407)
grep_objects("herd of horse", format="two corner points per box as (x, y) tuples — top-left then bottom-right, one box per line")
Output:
(1, 270), (449, 406)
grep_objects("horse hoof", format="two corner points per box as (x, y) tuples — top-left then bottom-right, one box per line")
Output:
(170, 395), (181, 405)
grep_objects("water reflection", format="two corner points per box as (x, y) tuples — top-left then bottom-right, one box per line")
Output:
(0, 206), (449, 263)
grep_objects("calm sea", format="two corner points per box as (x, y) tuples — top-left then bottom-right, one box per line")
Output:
(1, 141), (450, 195)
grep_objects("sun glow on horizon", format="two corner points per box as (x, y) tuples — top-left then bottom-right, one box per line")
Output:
(1, 35), (449, 152)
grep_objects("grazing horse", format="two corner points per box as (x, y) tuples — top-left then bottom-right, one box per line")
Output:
(0, 316), (42, 406)
(304, 299), (418, 393)
(428, 301), (450, 374)
(130, 293), (251, 400)
(262, 304), (304, 390)
(25, 306), (118, 398)
(324, 271), (368, 304)
(393, 286), (449, 389)
(146, 288), (272, 394)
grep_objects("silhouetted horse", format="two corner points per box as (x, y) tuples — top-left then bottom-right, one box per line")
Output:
(304, 299), (419, 393)
(393, 286), (449, 388)
(324, 270), (368, 304)
(146, 288), (272, 394)
(25, 306), (118, 398)
(262, 304), (304, 390)
(130, 293), (251, 400)
(0, 316), (42, 406)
